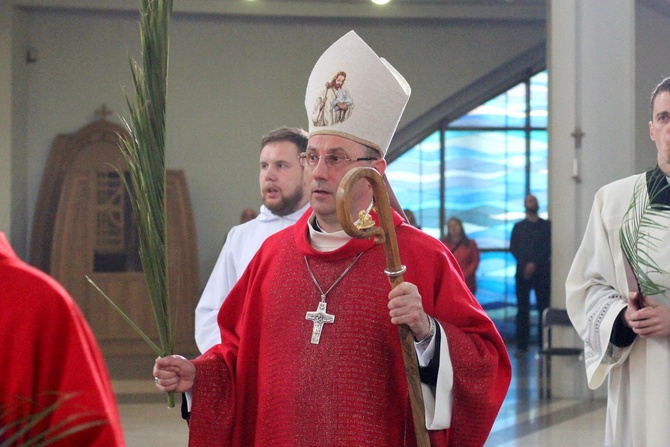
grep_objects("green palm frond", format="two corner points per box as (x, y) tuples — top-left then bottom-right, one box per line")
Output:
(1, 393), (108, 447)
(87, 0), (176, 407)
(619, 172), (670, 297)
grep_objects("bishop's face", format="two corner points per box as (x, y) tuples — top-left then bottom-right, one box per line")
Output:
(650, 91), (670, 176)
(304, 134), (385, 233)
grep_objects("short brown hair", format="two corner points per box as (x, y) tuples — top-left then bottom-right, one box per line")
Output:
(650, 77), (670, 119)
(261, 127), (309, 153)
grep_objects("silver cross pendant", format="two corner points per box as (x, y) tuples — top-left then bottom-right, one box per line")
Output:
(305, 300), (335, 344)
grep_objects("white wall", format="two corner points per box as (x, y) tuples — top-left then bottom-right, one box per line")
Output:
(0, 2), (11, 238)
(550, 0), (638, 310)
(6, 4), (546, 287)
(549, 0), (637, 400)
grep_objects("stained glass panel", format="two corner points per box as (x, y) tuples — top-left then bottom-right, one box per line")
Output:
(449, 83), (528, 128)
(386, 132), (441, 238)
(386, 70), (548, 341)
(530, 71), (548, 128)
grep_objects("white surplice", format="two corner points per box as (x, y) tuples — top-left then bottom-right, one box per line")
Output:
(566, 173), (670, 447)
(195, 203), (309, 353)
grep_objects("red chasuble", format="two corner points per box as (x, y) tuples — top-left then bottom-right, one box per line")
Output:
(189, 210), (510, 447)
(0, 234), (125, 446)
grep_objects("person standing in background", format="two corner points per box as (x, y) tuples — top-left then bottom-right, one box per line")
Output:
(510, 194), (551, 354)
(239, 207), (257, 223)
(403, 208), (421, 229)
(195, 127), (310, 353)
(442, 217), (479, 295)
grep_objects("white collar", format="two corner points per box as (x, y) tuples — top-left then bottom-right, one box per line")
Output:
(306, 201), (374, 252)
(307, 213), (352, 252)
(256, 202), (310, 223)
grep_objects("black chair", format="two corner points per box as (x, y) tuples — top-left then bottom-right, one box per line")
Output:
(535, 308), (584, 399)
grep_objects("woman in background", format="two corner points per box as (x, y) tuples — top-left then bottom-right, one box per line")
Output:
(442, 217), (480, 294)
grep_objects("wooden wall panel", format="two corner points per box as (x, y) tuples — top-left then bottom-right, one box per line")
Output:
(33, 118), (200, 357)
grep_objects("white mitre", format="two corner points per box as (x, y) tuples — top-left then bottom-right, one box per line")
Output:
(304, 30), (411, 157)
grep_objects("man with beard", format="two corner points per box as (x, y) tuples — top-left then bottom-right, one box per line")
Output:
(510, 193), (551, 355)
(195, 127), (309, 353)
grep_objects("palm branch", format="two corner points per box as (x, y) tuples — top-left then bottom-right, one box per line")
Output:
(0, 392), (109, 447)
(619, 172), (670, 298)
(87, 0), (176, 407)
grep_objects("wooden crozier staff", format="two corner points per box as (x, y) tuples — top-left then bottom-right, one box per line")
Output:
(336, 167), (430, 447)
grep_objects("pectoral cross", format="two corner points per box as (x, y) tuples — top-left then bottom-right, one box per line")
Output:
(305, 300), (334, 344)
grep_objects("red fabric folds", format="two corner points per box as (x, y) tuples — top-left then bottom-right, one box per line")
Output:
(188, 210), (510, 447)
(0, 233), (125, 446)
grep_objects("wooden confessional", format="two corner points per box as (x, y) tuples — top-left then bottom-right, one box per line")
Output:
(30, 112), (199, 357)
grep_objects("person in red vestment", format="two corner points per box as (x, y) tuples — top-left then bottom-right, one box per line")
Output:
(0, 233), (125, 446)
(154, 30), (510, 447)
(441, 217), (480, 294)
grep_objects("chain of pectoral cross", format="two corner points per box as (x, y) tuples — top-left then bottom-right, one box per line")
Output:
(304, 252), (363, 344)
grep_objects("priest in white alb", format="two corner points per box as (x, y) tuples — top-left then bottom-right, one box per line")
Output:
(566, 76), (670, 447)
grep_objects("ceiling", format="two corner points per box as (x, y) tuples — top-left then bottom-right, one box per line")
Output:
(14, 0), (548, 21)
(16, 0), (670, 23)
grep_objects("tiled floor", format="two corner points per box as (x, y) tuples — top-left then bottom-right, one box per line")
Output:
(111, 345), (607, 446)
(484, 346), (606, 446)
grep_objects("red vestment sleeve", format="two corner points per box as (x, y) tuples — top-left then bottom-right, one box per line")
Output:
(398, 223), (511, 447)
(189, 351), (235, 447)
(441, 322), (508, 446)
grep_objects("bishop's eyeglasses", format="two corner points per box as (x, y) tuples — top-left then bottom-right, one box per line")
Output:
(298, 153), (378, 170)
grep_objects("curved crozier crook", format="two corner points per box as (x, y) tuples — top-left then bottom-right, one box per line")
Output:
(335, 167), (386, 244)
(336, 167), (405, 284)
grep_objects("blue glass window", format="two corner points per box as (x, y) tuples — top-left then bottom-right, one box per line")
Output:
(387, 70), (548, 340)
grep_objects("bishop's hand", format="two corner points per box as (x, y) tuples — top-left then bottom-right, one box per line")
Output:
(154, 355), (196, 394)
(388, 281), (431, 340)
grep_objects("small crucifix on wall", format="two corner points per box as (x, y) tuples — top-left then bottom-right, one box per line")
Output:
(571, 127), (585, 149)
(95, 104), (113, 121)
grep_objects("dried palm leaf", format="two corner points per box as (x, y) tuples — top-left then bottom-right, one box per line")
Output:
(619, 171), (670, 298)
(87, 0), (176, 407)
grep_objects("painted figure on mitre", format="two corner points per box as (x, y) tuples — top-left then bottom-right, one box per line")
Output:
(312, 70), (354, 126)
